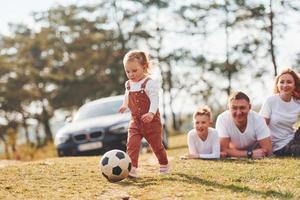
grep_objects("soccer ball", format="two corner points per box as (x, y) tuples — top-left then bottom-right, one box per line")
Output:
(100, 149), (131, 182)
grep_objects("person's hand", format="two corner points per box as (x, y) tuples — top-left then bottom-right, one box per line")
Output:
(180, 154), (199, 160)
(119, 105), (127, 113)
(141, 112), (155, 123)
(187, 154), (199, 159)
(180, 155), (189, 160)
(220, 151), (228, 158)
(292, 90), (300, 99)
(252, 149), (267, 159)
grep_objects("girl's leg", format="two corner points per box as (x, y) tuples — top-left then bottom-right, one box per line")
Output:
(127, 128), (143, 168)
(144, 128), (168, 166)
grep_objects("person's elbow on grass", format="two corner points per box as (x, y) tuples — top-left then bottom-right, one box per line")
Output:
(263, 148), (273, 157)
(180, 154), (199, 160)
(220, 151), (228, 158)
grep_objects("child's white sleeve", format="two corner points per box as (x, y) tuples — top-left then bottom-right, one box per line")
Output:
(187, 130), (199, 155)
(122, 85), (129, 108)
(146, 80), (159, 114)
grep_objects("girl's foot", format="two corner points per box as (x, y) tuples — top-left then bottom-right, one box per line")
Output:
(159, 164), (170, 174)
(128, 167), (138, 178)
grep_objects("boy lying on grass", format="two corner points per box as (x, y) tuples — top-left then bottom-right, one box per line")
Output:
(181, 106), (226, 160)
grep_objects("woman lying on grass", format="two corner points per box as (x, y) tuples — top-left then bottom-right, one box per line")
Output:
(260, 68), (300, 156)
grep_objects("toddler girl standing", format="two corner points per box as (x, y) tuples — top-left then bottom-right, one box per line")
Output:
(119, 50), (169, 178)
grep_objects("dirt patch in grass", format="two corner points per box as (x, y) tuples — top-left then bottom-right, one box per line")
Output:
(98, 187), (137, 200)
(0, 160), (23, 169)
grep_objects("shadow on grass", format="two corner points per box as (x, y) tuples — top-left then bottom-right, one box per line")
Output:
(178, 157), (273, 166)
(120, 173), (293, 199)
(217, 158), (257, 165)
(168, 144), (187, 150)
(175, 173), (293, 199)
(218, 157), (290, 166)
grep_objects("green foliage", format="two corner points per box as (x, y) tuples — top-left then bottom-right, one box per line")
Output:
(0, 2), (154, 142)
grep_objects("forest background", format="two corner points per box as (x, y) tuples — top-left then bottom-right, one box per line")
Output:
(1, 0), (300, 156)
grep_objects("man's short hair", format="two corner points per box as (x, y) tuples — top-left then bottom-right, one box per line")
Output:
(228, 91), (250, 103)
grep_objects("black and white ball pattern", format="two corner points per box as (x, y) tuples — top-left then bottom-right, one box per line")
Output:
(100, 149), (131, 182)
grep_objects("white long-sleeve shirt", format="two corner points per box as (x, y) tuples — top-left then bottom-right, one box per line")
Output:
(123, 77), (160, 114)
(187, 128), (220, 159)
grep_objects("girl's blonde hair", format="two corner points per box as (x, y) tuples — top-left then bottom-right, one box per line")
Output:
(193, 105), (212, 119)
(273, 68), (300, 100)
(123, 50), (152, 75)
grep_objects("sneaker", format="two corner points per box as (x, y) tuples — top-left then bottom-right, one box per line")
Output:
(159, 164), (170, 174)
(128, 167), (138, 178)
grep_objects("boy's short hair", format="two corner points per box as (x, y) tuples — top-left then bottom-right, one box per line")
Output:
(228, 91), (250, 103)
(193, 106), (211, 119)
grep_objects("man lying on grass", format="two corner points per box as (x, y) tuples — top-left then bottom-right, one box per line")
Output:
(216, 91), (272, 159)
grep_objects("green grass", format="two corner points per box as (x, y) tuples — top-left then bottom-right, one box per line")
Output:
(1, 134), (300, 199)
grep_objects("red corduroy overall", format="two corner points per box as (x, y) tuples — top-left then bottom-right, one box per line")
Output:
(126, 78), (168, 168)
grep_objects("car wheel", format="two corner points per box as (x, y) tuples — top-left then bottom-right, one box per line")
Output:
(57, 150), (64, 157)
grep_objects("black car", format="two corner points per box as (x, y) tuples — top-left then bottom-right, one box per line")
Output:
(54, 95), (168, 156)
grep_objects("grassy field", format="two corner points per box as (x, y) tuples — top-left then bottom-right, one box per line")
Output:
(1, 134), (300, 200)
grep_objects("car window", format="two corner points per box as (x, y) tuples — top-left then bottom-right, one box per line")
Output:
(74, 99), (123, 122)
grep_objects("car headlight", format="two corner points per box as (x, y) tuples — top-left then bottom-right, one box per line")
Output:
(54, 134), (70, 146)
(109, 122), (129, 134)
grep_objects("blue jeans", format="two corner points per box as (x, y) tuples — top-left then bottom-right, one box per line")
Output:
(274, 127), (300, 156)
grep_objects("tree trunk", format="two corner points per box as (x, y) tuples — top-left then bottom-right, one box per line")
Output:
(153, 25), (171, 139)
(4, 144), (9, 159)
(165, 68), (179, 131)
(269, 0), (278, 77)
(43, 119), (53, 143)
(0, 135), (9, 159)
(35, 123), (42, 147)
(42, 108), (53, 143)
(225, 0), (232, 96)
(22, 115), (30, 144)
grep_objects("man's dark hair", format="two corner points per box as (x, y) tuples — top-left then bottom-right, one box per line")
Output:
(228, 91), (250, 103)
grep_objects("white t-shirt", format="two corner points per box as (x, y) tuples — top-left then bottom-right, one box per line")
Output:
(123, 77), (160, 114)
(260, 94), (300, 151)
(187, 127), (220, 159)
(216, 110), (270, 150)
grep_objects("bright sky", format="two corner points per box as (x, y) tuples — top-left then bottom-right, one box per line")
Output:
(0, 0), (299, 67)
(0, 0), (94, 35)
